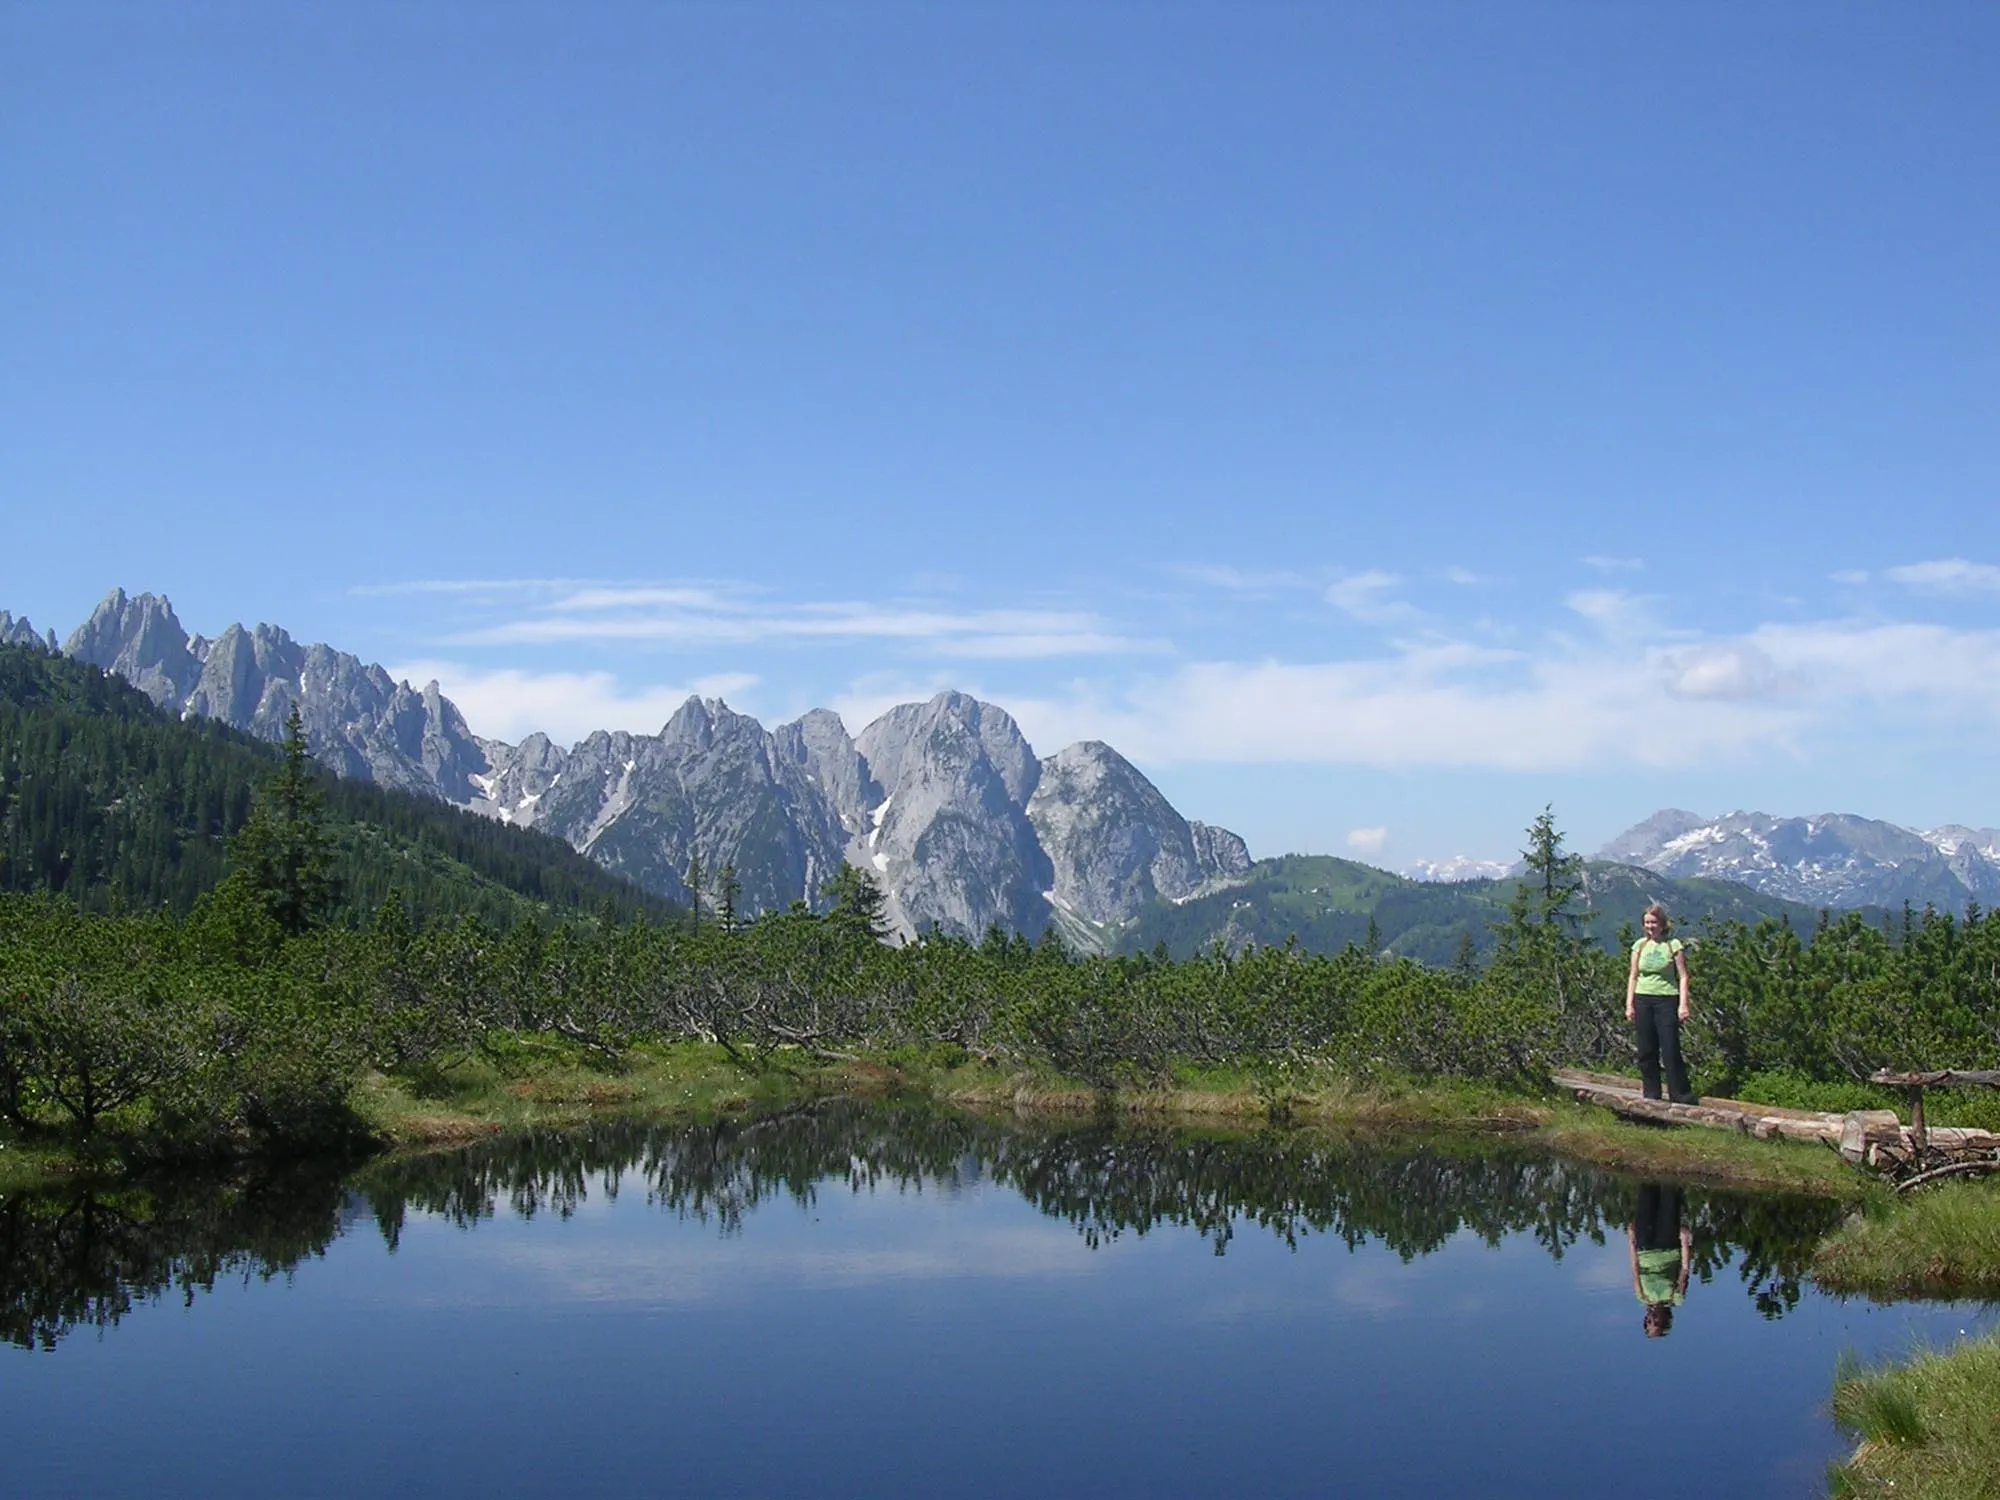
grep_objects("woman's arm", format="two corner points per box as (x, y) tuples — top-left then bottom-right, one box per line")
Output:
(1674, 946), (1691, 1023)
(1626, 945), (1641, 1020)
(1629, 1225), (1642, 1299)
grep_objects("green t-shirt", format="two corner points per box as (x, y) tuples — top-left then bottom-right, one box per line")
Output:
(1635, 1248), (1685, 1306)
(1632, 937), (1684, 997)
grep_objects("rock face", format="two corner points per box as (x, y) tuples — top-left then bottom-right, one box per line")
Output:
(0, 612), (56, 651)
(477, 698), (852, 915)
(1028, 741), (1241, 926)
(63, 589), (489, 801)
(56, 587), (1253, 940)
(1598, 810), (2000, 909)
(62, 590), (203, 706)
(856, 693), (1052, 939)
(1189, 821), (1254, 882)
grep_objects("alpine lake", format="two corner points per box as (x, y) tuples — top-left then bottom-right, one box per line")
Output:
(4, 1100), (1989, 1498)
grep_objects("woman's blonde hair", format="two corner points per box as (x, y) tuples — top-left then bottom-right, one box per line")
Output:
(1644, 903), (1671, 935)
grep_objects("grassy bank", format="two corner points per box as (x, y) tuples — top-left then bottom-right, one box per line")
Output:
(1814, 1178), (2000, 1300)
(0, 1044), (1883, 1200)
(1830, 1334), (2000, 1500)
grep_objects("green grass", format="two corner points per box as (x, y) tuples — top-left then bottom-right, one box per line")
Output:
(1814, 1178), (2000, 1299)
(1830, 1334), (2000, 1500)
(351, 1040), (836, 1146)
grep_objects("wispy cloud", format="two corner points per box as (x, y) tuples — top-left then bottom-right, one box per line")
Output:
(386, 659), (759, 743)
(352, 577), (600, 598)
(1166, 563), (1314, 594)
(1580, 555), (1645, 574)
(1565, 588), (1660, 639)
(1346, 827), (1389, 855)
(1883, 558), (2000, 596)
(451, 583), (1151, 659)
(1325, 570), (1420, 624)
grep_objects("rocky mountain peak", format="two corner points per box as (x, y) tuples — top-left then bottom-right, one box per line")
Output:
(63, 587), (488, 802)
(64, 589), (203, 709)
(0, 612), (56, 652)
(1027, 740), (1232, 927)
(773, 708), (877, 836)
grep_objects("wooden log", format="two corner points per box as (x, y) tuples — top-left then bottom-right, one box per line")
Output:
(1768, 1117), (1844, 1144)
(1868, 1069), (2000, 1090)
(1841, 1110), (1904, 1164)
(1553, 1069), (1652, 1093)
(1922, 1127), (2000, 1152)
(1558, 1073), (1848, 1141)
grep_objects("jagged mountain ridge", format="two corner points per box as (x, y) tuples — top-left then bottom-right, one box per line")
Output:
(0, 612), (57, 652)
(59, 589), (1250, 940)
(66, 590), (491, 802)
(1599, 809), (2000, 911)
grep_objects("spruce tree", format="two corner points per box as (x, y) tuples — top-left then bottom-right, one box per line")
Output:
(823, 863), (891, 942)
(228, 705), (335, 936)
(717, 863), (741, 934)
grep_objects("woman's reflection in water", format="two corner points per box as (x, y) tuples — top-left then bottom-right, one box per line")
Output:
(1628, 1182), (1693, 1338)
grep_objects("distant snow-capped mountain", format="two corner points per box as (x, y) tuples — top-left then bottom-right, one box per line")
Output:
(1598, 809), (2000, 910)
(1404, 856), (1518, 884)
(54, 588), (1250, 941)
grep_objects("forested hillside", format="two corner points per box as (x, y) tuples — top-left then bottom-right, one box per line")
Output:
(0, 644), (671, 928)
(1115, 853), (1843, 964)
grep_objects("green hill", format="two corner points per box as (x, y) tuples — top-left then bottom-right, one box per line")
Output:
(1111, 853), (1842, 965)
(0, 643), (672, 929)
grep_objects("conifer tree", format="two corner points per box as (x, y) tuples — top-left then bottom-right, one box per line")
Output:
(823, 862), (891, 942)
(228, 705), (334, 936)
(717, 863), (741, 934)
(683, 853), (705, 930)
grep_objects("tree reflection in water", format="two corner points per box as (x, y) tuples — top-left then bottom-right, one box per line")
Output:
(2, 1101), (1844, 1349)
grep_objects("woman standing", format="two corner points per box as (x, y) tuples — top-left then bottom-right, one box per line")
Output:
(1626, 903), (1694, 1103)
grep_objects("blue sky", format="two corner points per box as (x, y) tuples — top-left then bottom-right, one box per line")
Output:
(4, 3), (1997, 868)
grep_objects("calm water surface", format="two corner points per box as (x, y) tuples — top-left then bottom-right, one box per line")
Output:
(3, 1102), (1990, 1498)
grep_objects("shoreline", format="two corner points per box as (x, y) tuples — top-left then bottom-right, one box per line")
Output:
(2, 1046), (1880, 1200)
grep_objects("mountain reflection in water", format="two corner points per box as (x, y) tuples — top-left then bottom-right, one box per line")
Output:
(2, 1100), (1844, 1351)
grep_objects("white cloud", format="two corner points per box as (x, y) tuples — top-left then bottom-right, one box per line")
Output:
(458, 586), (1145, 658)
(1167, 563), (1314, 594)
(1325, 570), (1419, 624)
(351, 577), (596, 597)
(991, 614), (2000, 774)
(1830, 569), (1870, 586)
(1565, 588), (1658, 639)
(386, 659), (760, 744)
(1883, 559), (2000, 596)
(547, 586), (739, 612)
(1659, 643), (1784, 701)
(1444, 566), (1483, 586)
(1346, 827), (1389, 855)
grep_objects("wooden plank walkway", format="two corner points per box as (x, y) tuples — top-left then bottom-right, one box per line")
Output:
(1550, 1069), (2000, 1162)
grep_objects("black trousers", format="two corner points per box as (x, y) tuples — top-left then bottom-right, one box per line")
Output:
(1633, 994), (1692, 1103)
(1633, 1182), (1684, 1251)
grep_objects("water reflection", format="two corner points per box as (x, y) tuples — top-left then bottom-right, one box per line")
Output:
(1630, 1182), (1693, 1338)
(0, 1163), (352, 1350)
(1, 1101), (1845, 1349)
